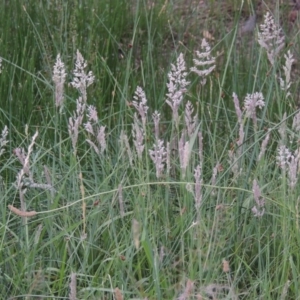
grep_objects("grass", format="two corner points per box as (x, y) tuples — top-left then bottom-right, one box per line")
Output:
(1, 0), (300, 299)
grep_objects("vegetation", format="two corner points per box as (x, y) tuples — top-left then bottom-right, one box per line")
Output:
(1, 0), (300, 299)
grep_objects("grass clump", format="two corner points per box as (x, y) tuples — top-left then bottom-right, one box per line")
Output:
(1, 0), (300, 299)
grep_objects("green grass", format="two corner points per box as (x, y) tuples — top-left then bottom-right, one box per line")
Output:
(1, 0), (300, 299)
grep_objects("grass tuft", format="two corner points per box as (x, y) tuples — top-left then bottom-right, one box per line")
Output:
(1, 1), (300, 299)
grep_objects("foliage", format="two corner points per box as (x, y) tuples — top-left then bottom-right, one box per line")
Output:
(1, 0), (300, 299)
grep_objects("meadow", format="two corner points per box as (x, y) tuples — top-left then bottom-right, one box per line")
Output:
(1, 0), (300, 299)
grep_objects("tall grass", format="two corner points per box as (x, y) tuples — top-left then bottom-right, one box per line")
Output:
(1, 0), (300, 299)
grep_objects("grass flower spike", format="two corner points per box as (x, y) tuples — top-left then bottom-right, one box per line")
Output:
(232, 93), (244, 148)
(277, 146), (299, 189)
(120, 130), (133, 166)
(177, 279), (194, 300)
(252, 179), (265, 217)
(232, 93), (242, 124)
(86, 104), (98, 122)
(132, 113), (145, 159)
(149, 139), (167, 178)
(179, 133), (190, 177)
(244, 92), (265, 127)
(257, 12), (285, 65)
(22, 131), (39, 179)
(149, 140), (167, 178)
(84, 105), (106, 155)
(152, 111), (161, 140)
(8, 205), (37, 217)
(279, 50), (294, 97)
(166, 53), (190, 126)
(276, 145), (292, 170)
(288, 154), (299, 190)
(70, 49), (95, 100)
(191, 38), (216, 85)
(228, 149), (241, 179)
(185, 101), (198, 138)
(194, 165), (202, 210)
(0, 125), (8, 157)
(114, 287), (124, 300)
(186, 165), (202, 219)
(52, 54), (66, 108)
(132, 219), (140, 249)
(13, 131), (38, 221)
(68, 50), (95, 154)
(68, 97), (86, 152)
(132, 86), (149, 128)
(69, 272), (77, 300)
